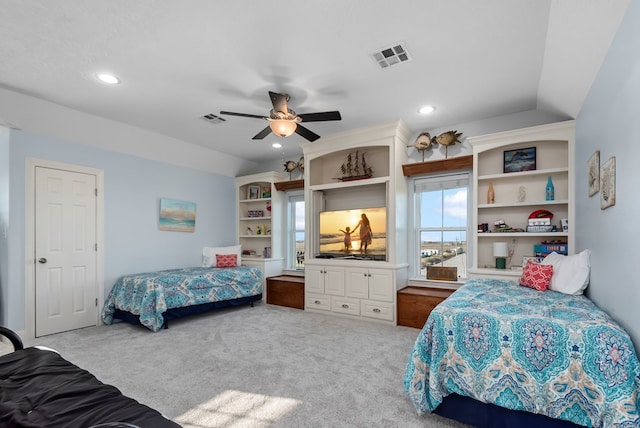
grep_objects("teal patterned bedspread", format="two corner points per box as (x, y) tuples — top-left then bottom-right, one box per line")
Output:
(404, 278), (640, 427)
(102, 266), (262, 332)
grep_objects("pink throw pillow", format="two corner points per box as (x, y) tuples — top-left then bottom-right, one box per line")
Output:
(216, 254), (238, 268)
(519, 261), (553, 291)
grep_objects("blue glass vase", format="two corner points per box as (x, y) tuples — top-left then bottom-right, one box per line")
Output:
(545, 176), (555, 201)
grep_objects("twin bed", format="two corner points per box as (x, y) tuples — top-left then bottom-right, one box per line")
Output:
(103, 246), (262, 332)
(404, 278), (640, 427)
(103, 266), (262, 332)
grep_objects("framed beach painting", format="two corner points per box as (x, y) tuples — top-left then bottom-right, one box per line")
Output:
(159, 198), (196, 232)
(503, 147), (536, 173)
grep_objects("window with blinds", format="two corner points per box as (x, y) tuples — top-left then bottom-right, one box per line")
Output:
(414, 173), (470, 279)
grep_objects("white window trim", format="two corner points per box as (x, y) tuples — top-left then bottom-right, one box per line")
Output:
(408, 172), (472, 283)
(286, 190), (304, 270)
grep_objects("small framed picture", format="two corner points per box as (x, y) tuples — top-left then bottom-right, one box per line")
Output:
(588, 150), (600, 197)
(247, 185), (261, 200)
(261, 186), (271, 199)
(504, 147), (536, 173)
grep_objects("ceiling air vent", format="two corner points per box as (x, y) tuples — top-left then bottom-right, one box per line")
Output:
(201, 113), (226, 124)
(371, 43), (411, 69)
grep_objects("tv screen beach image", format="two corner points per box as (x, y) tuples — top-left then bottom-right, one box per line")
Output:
(318, 207), (386, 258)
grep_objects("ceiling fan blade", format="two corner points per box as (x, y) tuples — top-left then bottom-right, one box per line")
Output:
(298, 111), (342, 122)
(220, 111), (267, 120)
(252, 126), (273, 140)
(269, 91), (288, 115)
(295, 124), (321, 142)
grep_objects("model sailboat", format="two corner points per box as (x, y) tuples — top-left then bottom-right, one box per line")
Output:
(337, 150), (373, 181)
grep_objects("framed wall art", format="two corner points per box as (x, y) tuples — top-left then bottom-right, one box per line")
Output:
(600, 156), (616, 209)
(503, 147), (536, 173)
(588, 150), (600, 197)
(159, 198), (196, 232)
(247, 185), (261, 200)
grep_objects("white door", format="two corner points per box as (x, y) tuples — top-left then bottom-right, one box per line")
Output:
(35, 166), (98, 336)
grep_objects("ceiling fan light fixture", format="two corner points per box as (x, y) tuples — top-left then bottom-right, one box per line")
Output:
(269, 119), (297, 137)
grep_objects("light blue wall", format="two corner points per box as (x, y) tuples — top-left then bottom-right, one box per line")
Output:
(6, 130), (237, 331)
(575, 0), (639, 347)
(0, 128), (9, 325)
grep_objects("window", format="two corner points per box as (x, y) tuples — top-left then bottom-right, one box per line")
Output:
(287, 191), (305, 269)
(413, 173), (470, 280)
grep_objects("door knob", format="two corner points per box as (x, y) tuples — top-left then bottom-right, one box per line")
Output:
(38, 258), (47, 264)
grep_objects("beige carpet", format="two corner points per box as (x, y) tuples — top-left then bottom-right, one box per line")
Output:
(31, 303), (470, 427)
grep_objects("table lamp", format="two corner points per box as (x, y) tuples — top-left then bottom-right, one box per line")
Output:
(493, 242), (508, 269)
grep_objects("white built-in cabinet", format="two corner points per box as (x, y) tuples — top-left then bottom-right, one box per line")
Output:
(301, 121), (411, 324)
(305, 264), (396, 321)
(468, 121), (575, 280)
(236, 171), (287, 293)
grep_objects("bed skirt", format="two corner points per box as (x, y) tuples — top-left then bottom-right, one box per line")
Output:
(434, 392), (582, 428)
(113, 293), (262, 329)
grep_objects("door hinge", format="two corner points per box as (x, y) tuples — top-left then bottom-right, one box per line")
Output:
(95, 188), (98, 196)
(95, 298), (98, 306)
(95, 243), (98, 251)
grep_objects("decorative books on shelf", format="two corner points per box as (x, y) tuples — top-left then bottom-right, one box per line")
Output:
(526, 218), (553, 232)
(534, 243), (568, 256)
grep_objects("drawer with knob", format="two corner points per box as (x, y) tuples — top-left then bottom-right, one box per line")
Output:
(331, 296), (360, 316)
(361, 299), (393, 321)
(305, 293), (330, 311)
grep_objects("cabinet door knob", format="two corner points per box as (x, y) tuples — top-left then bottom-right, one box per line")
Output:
(38, 258), (47, 264)
(342, 304), (349, 309)
(373, 308), (381, 313)
(368, 274), (372, 277)
(363, 273), (367, 277)
(314, 300), (321, 304)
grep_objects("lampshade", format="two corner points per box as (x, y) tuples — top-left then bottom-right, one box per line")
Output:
(269, 119), (297, 137)
(493, 242), (509, 258)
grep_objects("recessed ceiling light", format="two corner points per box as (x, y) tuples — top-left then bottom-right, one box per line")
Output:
(96, 72), (120, 84)
(419, 105), (436, 114)
(272, 142), (282, 148)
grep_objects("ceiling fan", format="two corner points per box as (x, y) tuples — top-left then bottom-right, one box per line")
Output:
(220, 91), (342, 142)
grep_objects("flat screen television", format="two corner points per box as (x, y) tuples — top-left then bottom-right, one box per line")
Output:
(318, 207), (386, 261)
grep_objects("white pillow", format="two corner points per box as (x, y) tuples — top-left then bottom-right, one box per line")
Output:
(541, 250), (591, 295)
(202, 245), (241, 267)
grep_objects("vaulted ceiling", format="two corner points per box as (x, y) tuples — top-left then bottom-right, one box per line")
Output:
(0, 1), (629, 163)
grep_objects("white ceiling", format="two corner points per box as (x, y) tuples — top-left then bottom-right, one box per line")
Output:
(0, 1), (629, 163)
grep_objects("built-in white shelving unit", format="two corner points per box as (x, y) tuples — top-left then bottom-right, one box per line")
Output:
(300, 121), (411, 324)
(468, 121), (575, 279)
(235, 171), (287, 292)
